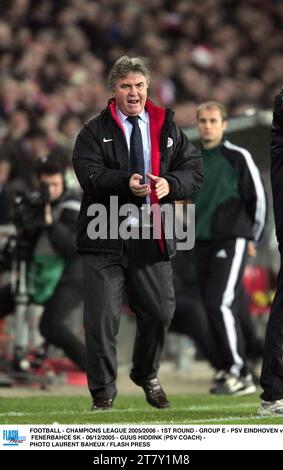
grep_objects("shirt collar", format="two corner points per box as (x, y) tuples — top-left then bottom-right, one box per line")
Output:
(116, 107), (148, 124)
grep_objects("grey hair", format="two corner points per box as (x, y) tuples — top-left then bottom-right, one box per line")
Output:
(107, 56), (150, 90)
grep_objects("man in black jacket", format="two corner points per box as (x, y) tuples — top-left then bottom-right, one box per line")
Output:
(192, 101), (266, 395)
(35, 157), (85, 372)
(0, 156), (86, 372)
(72, 56), (202, 410)
(259, 88), (283, 415)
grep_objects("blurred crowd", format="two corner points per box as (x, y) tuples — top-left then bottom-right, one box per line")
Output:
(0, 0), (282, 201)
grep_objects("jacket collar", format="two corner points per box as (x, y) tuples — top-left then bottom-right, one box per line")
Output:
(108, 98), (167, 128)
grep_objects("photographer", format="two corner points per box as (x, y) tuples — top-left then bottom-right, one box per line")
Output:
(0, 156), (86, 372)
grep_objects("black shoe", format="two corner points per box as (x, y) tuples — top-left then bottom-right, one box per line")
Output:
(132, 376), (170, 409)
(91, 397), (114, 411)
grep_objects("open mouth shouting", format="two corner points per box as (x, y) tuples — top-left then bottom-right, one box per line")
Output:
(113, 72), (148, 117)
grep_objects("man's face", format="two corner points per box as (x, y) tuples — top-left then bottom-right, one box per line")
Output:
(40, 173), (64, 202)
(197, 107), (227, 149)
(113, 72), (148, 116)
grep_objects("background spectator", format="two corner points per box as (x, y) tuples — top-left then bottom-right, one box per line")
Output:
(0, 0), (281, 148)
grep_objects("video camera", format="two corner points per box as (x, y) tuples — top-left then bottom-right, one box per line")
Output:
(13, 181), (50, 236)
(0, 182), (50, 269)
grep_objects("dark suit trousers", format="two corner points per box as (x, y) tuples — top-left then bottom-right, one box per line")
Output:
(260, 253), (283, 401)
(82, 238), (175, 399)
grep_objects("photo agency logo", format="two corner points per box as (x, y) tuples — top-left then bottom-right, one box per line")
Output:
(86, 197), (195, 250)
(2, 429), (26, 447)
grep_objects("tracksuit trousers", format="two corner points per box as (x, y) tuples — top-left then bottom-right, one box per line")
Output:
(195, 238), (248, 376)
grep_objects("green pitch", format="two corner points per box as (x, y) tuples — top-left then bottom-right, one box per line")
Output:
(1, 394), (283, 425)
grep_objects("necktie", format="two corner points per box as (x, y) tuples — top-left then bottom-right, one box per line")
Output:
(127, 115), (145, 183)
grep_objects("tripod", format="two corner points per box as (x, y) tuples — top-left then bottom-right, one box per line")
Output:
(7, 236), (51, 386)
(11, 254), (31, 371)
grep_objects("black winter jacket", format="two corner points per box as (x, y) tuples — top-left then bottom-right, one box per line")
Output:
(72, 99), (202, 258)
(271, 88), (283, 251)
(38, 188), (82, 282)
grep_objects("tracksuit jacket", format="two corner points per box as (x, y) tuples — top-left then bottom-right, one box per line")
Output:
(192, 139), (266, 243)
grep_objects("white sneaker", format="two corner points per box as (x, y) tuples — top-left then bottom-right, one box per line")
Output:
(238, 373), (257, 395)
(258, 399), (283, 416)
(210, 372), (256, 395)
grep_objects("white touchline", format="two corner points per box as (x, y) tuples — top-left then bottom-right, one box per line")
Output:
(0, 403), (258, 416)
